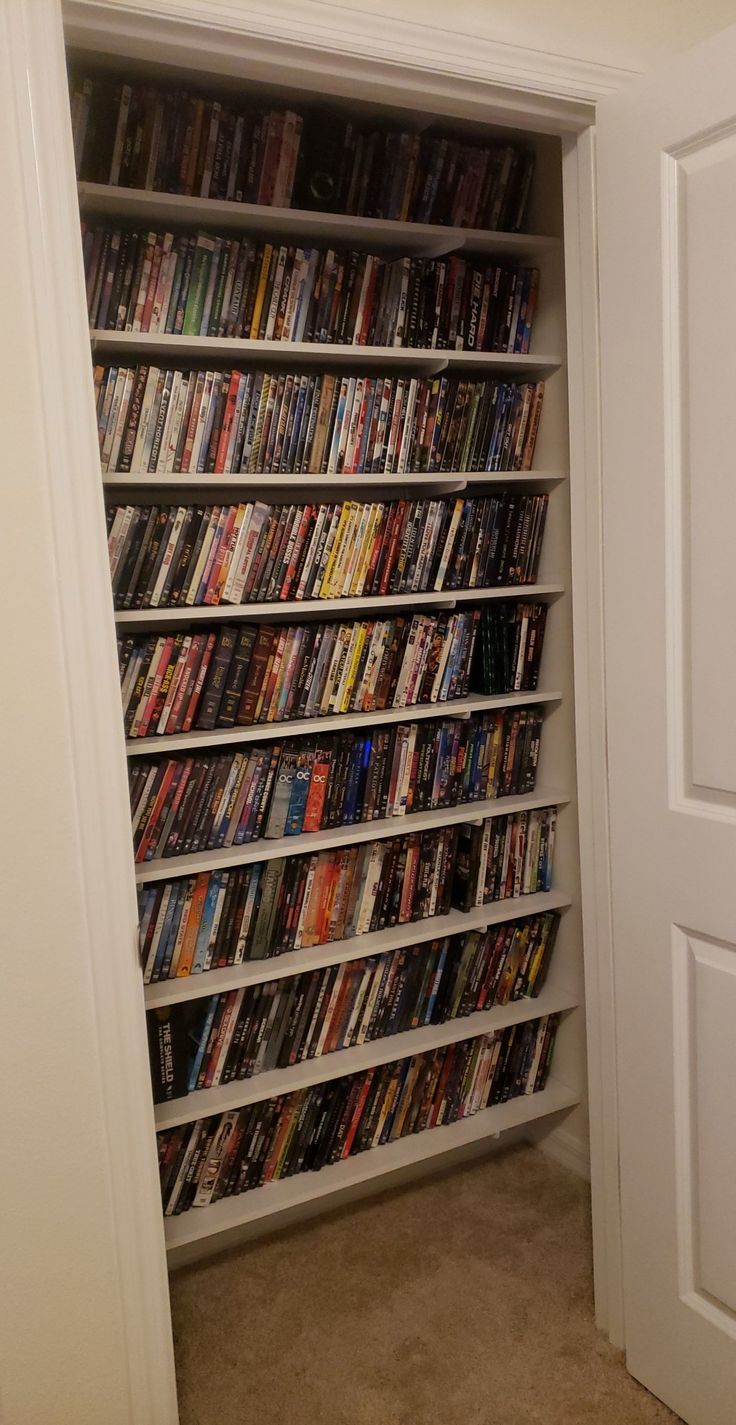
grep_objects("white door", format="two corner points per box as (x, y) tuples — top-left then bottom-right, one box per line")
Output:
(598, 24), (736, 1425)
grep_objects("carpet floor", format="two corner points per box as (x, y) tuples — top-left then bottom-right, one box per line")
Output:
(170, 1143), (679, 1425)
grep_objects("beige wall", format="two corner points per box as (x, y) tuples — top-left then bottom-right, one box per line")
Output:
(327, 0), (736, 72)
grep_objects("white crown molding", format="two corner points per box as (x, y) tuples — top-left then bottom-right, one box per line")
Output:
(63, 0), (638, 108)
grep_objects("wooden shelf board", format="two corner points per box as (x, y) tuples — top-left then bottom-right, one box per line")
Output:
(163, 1077), (579, 1250)
(78, 182), (561, 259)
(115, 584), (565, 628)
(126, 688), (562, 757)
(134, 785), (569, 884)
(155, 985), (577, 1129)
(103, 471), (566, 490)
(145, 887), (572, 1007)
(91, 330), (562, 373)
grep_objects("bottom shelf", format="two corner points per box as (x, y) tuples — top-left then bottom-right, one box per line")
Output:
(163, 1076), (578, 1253)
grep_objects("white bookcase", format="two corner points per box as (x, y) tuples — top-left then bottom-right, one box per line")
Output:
(68, 35), (586, 1269)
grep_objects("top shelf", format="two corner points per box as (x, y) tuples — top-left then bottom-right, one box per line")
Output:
(77, 183), (561, 261)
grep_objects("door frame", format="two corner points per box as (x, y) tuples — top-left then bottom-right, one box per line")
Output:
(15, 1), (630, 1415)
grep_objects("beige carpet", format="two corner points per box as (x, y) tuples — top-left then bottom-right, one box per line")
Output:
(170, 1143), (679, 1425)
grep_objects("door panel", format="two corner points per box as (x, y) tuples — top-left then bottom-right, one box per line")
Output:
(667, 126), (736, 806)
(680, 927), (736, 1313)
(598, 24), (736, 1425)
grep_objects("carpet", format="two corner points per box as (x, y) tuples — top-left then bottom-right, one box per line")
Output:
(170, 1142), (679, 1425)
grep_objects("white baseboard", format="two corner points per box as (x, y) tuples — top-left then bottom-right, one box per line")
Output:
(534, 1124), (591, 1180)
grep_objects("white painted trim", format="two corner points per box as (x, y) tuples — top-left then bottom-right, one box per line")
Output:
(559, 125), (624, 1346)
(63, 0), (638, 104)
(8, 2), (178, 1420)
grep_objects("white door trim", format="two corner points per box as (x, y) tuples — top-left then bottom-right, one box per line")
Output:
(6, 2), (179, 1422)
(16, 0), (627, 1413)
(560, 123), (624, 1345)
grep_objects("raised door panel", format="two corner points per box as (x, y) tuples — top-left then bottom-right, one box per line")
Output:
(668, 130), (736, 804)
